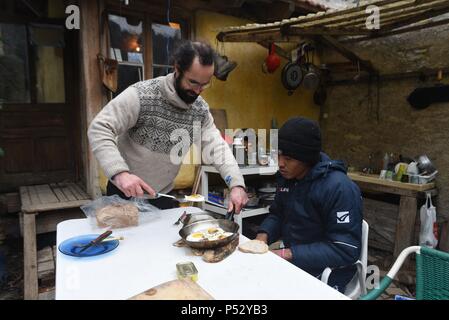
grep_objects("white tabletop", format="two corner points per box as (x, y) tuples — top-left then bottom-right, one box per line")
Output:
(56, 207), (348, 300)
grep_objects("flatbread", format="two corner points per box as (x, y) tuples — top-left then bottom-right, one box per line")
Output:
(96, 203), (138, 228)
(238, 240), (269, 254)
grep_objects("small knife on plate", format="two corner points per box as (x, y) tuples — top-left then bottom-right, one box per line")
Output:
(78, 230), (113, 253)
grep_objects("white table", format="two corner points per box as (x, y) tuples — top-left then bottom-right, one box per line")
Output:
(56, 207), (348, 300)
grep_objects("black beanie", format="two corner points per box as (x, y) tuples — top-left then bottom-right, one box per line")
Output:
(278, 117), (322, 165)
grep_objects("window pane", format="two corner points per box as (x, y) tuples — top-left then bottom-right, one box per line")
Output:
(152, 23), (181, 66)
(109, 14), (144, 64)
(153, 66), (173, 78)
(30, 24), (66, 103)
(14, 0), (48, 18)
(113, 64), (143, 98)
(35, 47), (66, 103)
(0, 24), (30, 103)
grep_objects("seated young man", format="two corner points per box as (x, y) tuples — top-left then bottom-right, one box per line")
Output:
(256, 117), (363, 293)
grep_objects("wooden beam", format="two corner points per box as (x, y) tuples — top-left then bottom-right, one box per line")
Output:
(217, 0), (423, 40)
(394, 196), (418, 258)
(340, 16), (449, 43)
(23, 213), (38, 300)
(324, 0), (448, 29)
(283, 0), (419, 28)
(327, 66), (449, 85)
(217, 29), (302, 43)
(79, 0), (104, 199)
(318, 35), (378, 75)
(374, 5), (449, 33)
(285, 25), (371, 36)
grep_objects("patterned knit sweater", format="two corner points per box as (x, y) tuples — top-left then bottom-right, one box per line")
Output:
(88, 73), (245, 193)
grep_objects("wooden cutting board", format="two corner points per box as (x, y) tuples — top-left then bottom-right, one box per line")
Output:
(128, 279), (214, 300)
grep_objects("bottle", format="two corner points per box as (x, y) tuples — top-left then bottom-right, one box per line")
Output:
(383, 153), (390, 170)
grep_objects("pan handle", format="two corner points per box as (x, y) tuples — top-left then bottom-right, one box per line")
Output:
(225, 208), (235, 221)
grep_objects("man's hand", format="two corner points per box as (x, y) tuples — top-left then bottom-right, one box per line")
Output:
(255, 233), (268, 244)
(112, 172), (156, 198)
(227, 186), (248, 214)
(272, 248), (293, 261)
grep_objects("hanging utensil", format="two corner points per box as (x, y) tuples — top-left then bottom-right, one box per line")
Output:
(265, 43), (281, 74)
(281, 62), (303, 95)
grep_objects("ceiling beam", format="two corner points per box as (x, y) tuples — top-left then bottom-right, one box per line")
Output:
(217, 29), (302, 42)
(285, 25), (371, 36)
(341, 16), (449, 43)
(317, 35), (378, 75)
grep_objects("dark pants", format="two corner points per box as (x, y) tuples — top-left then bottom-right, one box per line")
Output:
(106, 182), (179, 210)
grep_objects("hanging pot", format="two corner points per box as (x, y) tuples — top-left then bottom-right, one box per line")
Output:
(281, 61), (303, 94)
(265, 43), (281, 73)
(302, 63), (320, 91)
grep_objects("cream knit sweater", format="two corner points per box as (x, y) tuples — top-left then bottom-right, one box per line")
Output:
(88, 73), (245, 193)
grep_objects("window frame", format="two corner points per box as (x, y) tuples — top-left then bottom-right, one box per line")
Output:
(105, 4), (191, 82)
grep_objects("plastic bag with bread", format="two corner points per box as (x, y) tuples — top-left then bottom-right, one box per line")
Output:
(81, 194), (160, 229)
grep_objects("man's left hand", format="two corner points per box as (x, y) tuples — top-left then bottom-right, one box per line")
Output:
(272, 248), (293, 261)
(227, 186), (248, 214)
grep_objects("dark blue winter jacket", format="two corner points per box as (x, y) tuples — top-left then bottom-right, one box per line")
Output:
(258, 152), (363, 291)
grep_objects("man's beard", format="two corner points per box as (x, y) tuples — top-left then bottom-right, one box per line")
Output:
(174, 73), (199, 104)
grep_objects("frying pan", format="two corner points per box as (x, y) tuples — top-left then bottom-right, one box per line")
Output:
(281, 61), (303, 94)
(179, 210), (239, 249)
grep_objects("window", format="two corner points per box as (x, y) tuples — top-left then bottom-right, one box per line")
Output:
(0, 24), (30, 103)
(0, 22), (66, 104)
(108, 12), (184, 96)
(30, 23), (66, 103)
(152, 23), (181, 77)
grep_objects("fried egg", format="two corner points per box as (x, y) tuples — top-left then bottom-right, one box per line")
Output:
(186, 232), (205, 242)
(186, 227), (233, 242)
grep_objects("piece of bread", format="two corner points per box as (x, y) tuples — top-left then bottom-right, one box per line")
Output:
(96, 203), (138, 228)
(238, 240), (269, 254)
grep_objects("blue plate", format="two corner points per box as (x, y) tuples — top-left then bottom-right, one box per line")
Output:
(58, 234), (119, 257)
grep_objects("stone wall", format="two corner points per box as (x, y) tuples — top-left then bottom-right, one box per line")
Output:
(320, 24), (449, 223)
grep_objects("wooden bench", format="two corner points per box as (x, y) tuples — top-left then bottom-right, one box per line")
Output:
(20, 183), (91, 300)
(348, 172), (438, 258)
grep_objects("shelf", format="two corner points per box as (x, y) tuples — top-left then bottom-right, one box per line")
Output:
(202, 165), (278, 175)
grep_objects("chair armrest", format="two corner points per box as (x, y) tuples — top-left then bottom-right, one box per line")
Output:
(354, 260), (367, 295)
(359, 276), (393, 300)
(320, 267), (333, 284)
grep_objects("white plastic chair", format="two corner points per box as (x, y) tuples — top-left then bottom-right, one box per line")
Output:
(321, 220), (369, 299)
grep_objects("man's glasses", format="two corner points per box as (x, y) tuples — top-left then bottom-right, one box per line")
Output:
(185, 78), (212, 90)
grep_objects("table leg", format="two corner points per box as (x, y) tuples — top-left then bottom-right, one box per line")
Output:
(393, 196), (417, 259)
(23, 212), (38, 300)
